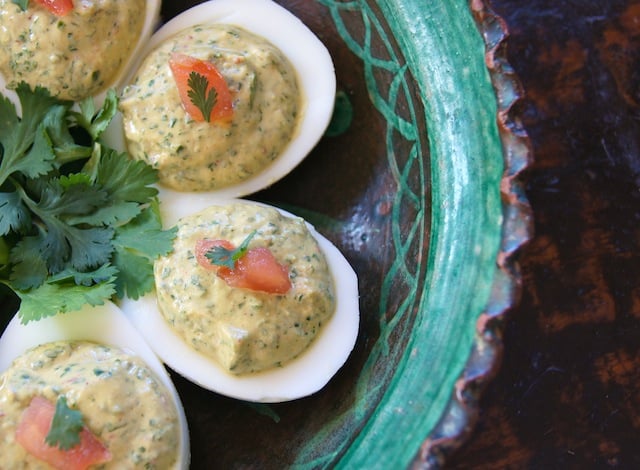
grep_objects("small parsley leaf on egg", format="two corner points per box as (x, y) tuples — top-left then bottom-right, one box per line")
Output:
(46, 396), (84, 450)
(205, 230), (257, 269)
(187, 71), (218, 122)
(0, 83), (175, 323)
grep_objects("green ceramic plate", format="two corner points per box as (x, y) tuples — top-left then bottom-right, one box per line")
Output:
(0, 0), (532, 467)
(156, 0), (531, 467)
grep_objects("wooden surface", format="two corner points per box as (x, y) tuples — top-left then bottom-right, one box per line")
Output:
(448, 0), (640, 467)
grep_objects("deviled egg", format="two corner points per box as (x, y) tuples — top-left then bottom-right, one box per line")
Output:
(111, 0), (336, 198)
(119, 197), (359, 403)
(0, 302), (190, 469)
(0, 0), (161, 107)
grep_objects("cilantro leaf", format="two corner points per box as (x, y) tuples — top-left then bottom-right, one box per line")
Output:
(187, 71), (218, 122)
(205, 230), (256, 269)
(41, 104), (92, 165)
(112, 202), (176, 299)
(0, 90), (18, 143)
(14, 120), (57, 178)
(33, 175), (107, 218)
(70, 89), (118, 140)
(70, 201), (140, 227)
(16, 274), (116, 323)
(1, 83), (172, 323)
(49, 263), (118, 287)
(45, 396), (84, 450)
(89, 146), (158, 204)
(0, 191), (31, 235)
(0, 85), (62, 186)
(8, 236), (48, 289)
(60, 169), (143, 226)
(18, 177), (113, 272)
(111, 248), (155, 300)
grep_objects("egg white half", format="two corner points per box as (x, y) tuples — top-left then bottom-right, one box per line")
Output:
(119, 196), (360, 403)
(0, 0), (161, 112)
(0, 301), (190, 470)
(105, 0), (336, 199)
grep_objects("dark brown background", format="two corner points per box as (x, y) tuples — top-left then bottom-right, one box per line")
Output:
(449, 0), (640, 468)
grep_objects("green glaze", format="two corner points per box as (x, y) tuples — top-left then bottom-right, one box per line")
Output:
(296, 0), (503, 467)
(342, 0), (503, 467)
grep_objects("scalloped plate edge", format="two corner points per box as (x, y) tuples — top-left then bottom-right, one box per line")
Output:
(414, 1), (534, 466)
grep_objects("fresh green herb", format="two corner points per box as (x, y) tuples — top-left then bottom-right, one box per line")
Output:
(0, 83), (176, 323)
(11, 0), (28, 12)
(187, 71), (218, 122)
(205, 230), (257, 269)
(111, 199), (176, 299)
(45, 396), (84, 450)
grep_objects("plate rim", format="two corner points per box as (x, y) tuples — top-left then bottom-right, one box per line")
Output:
(414, 0), (533, 466)
(309, 0), (533, 466)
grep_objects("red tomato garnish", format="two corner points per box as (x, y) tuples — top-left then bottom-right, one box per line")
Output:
(195, 239), (291, 294)
(168, 53), (234, 123)
(15, 396), (112, 470)
(33, 0), (74, 16)
(219, 247), (292, 294)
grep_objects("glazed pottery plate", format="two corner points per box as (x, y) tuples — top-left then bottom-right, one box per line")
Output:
(156, 0), (531, 467)
(0, 0), (531, 467)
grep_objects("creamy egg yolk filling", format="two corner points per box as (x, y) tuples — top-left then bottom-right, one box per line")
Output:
(154, 203), (336, 375)
(0, 0), (146, 100)
(119, 23), (301, 192)
(0, 340), (181, 468)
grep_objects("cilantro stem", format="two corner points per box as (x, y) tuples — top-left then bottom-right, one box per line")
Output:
(11, 179), (35, 213)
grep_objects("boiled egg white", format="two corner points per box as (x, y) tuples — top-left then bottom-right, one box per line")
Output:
(0, 0), (161, 111)
(105, 0), (336, 199)
(0, 301), (190, 469)
(119, 197), (360, 403)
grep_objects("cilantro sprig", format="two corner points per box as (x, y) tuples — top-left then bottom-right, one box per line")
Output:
(46, 396), (84, 450)
(0, 83), (176, 323)
(205, 230), (256, 269)
(187, 71), (218, 123)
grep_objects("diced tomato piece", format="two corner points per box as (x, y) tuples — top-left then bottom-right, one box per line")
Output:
(195, 239), (291, 294)
(15, 396), (112, 470)
(219, 247), (291, 294)
(169, 53), (234, 123)
(33, 0), (74, 16)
